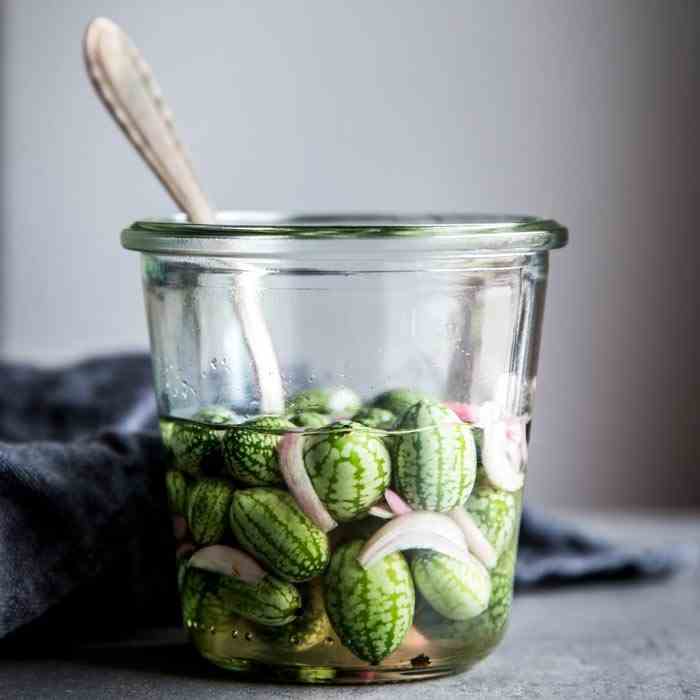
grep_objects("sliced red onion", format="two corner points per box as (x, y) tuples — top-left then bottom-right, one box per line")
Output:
(278, 432), (337, 533)
(449, 508), (498, 569)
(368, 504), (394, 519)
(443, 401), (479, 424)
(505, 416), (529, 465)
(357, 512), (470, 569)
(385, 488), (413, 515)
(482, 420), (525, 492)
(474, 400), (503, 428)
(189, 544), (266, 584)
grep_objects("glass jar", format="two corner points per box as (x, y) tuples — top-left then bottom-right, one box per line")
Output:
(122, 212), (567, 683)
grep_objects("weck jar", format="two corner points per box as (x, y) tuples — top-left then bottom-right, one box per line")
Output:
(122, 212), (568, 683)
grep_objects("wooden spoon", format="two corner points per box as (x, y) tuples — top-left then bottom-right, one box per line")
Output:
(84, 17), (284, 412)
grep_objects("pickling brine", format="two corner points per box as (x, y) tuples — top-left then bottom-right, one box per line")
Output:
(163, 388), (525, 682)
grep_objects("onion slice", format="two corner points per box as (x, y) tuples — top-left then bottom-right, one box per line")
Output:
(189, 544), (266, 584)
(357, 511), (470, 569)
(278, 432), (337, 533)
(385, 488), (413, 515)
(368, 504), (394, 519)
(482, 420), (525, 492)
(369, 489), (413, 519)
(449, 508), (498, 569)
(444, 401), (479, 424)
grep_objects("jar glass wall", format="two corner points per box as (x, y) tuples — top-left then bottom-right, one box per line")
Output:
(123, 213), (566, 683)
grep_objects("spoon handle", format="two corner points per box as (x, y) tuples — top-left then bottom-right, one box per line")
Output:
(84, 17), (213, 224)
(84, 18), (285, 413)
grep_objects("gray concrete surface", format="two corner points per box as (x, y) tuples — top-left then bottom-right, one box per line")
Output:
(1, 511), (698, 699)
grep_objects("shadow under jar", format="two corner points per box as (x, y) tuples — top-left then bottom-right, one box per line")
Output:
(122, 212), (567, 684)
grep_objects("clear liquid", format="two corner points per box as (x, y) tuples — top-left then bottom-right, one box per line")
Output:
(162, 415), (522, 683)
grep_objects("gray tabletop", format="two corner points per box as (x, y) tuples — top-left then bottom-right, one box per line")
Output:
(2, 511), (698, 700)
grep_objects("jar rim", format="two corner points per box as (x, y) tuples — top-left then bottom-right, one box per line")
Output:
(121, 211), (568, 257)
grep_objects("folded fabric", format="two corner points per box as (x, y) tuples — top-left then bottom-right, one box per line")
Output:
(0, 354), (686, 643)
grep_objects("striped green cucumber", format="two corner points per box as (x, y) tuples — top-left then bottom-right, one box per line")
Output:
(412, 551), (491, 621)
(303, 422), (391, 522)
(465, 472), (518, 558)
(222, 416), (294, 485)
(195, 406), (241, 426)
(258, 579), (331, 651)
(370, 388), (432, 417)
(287, 386), (361, 416)
(159, 418), (175, 455)
(417, 542), (517, 642)
(351, 406), (396, 430)
(165, 469), (190, 515)
(181, 567), (301, 628)
(288, 411), (331, 429)
(230, 488), (330, 582)
(324, 539), (414, 665)
(393, 400), (476, 512)
(186, 478), (235, 546)
(167, 406), (235, 476)
(474, 543), (517, 636)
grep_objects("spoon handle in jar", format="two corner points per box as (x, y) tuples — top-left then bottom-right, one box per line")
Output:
(83, 17), (213, 224)
(83, 18), (285, 413)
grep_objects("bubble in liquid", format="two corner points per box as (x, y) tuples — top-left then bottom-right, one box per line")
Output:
(231, 629), (239, 639)
(245, 632), (254, 642)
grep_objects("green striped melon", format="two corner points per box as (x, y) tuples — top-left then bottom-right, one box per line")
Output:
(370, 388), (432, 417)
(176, 549), (193, 594)
(475, 543), (517, 635)
(167, 406), (236, 476)
(412, 551), (491, 621)
(288, 386), (361, 416)
(324, 540), (414, 665)
(195, 406), (241, 426)
(473, 427), (484, 464)
(159, 418), (175, 454)
(222, 416), (294, 485)
(165, 469), (190, 515)
(417, 541), (517, 643)
(303, 422), (391, 522)
(181, 567), (301, 629)
(230, 488), (330, 582)
(181, 564), (211, 625)
(465, 472), (518, 557)
(259, 579), (331, 651)
(186, 478), (235, 546)
(288, 411), (332, 429)
(351, 406), (396, 430)
(393, 400), (476, 512)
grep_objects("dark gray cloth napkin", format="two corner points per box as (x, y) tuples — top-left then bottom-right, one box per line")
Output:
(0, 354), (685, 644)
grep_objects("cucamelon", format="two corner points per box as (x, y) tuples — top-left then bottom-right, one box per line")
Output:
(230, 488), (330, 582)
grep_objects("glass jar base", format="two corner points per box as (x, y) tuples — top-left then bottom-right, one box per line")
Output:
(187, 605), (506, 684)
(200, 650), (485, 684)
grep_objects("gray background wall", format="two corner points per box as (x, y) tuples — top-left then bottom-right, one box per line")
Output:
(1, 1), (698, 509)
